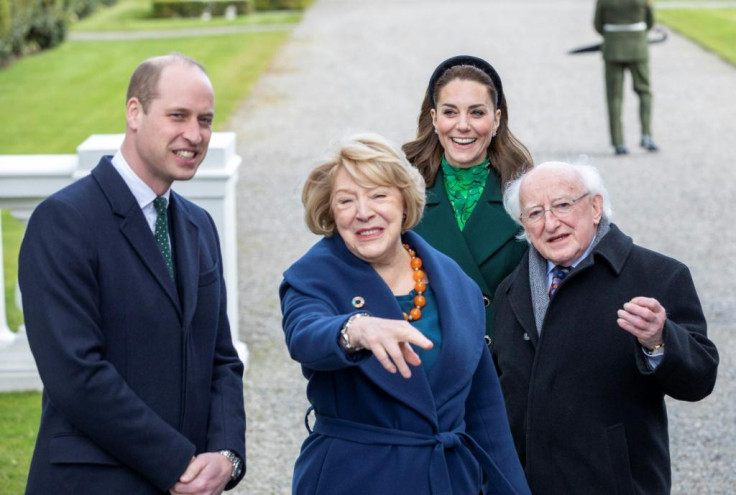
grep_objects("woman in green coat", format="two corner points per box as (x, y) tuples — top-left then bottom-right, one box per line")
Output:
(403, 55), (533, 341)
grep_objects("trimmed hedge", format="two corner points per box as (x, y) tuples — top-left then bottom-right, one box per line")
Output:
(152, 0), (251, 18)
(254, 0), (306, 9)
(0, 0), (310, 66)
(152, 0), (310, 18)
(151, 0), (308, 18)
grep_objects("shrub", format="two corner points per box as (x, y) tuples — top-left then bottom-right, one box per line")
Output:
(26, 2), (66, 50)
(151, 0), (252, 18)
(64, 0), (99, 18)
(254, 0), (307, 9)
(1, 0), (113, 67)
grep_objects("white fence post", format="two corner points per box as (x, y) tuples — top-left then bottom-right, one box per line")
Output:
(0, 133), (246, 392)
(0, 214), (17, 346)
(0, 155), (76, 391)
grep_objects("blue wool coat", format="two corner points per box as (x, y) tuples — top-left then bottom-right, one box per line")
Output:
(19, 158), (245, 494)
(279, 231), (530, 495)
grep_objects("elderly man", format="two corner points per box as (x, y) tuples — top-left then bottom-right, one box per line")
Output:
(492, 161), (718, 494)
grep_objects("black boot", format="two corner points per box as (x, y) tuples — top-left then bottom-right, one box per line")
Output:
(614, 145), (629, 155)
(641, 135), (659, 152)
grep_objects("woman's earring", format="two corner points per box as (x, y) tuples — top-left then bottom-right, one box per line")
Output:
(434, 127), (439, 134)
(492, 130), (497, 137)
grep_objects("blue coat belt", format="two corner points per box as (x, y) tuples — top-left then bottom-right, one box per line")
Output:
(313, 413), (514, 495)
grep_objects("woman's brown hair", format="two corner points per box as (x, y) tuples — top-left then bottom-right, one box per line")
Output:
(402, 61), (533, 188)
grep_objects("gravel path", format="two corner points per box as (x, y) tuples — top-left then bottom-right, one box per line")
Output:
(227, 1), (736, 493)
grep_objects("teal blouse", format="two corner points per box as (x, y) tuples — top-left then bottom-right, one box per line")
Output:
(396, 285), (441, 373)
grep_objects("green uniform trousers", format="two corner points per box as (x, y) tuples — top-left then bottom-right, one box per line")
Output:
(604, 59), (652, 146)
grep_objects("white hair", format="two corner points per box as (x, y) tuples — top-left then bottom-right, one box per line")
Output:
(503, 160), (614, 241)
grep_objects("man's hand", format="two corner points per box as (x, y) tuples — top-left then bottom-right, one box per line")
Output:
(169, 453), (231, 495)
(617, 296), (666, 350)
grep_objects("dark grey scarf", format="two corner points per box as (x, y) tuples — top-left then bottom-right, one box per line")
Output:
(529, 217), (611, 334)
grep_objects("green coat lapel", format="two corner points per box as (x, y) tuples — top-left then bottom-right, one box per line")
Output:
(462, 169), (524, 271)
(415, 170), (490, 294)
(414, 169), (523, 297)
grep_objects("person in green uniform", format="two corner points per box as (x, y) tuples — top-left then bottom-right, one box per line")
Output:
(403, 55), (533, 341)
(594, 0), (659, 155)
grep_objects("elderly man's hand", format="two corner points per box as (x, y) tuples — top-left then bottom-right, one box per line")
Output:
(616, 296), (666, 350)
(346, 316), (433, 379)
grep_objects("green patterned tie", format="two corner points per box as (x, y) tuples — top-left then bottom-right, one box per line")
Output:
(153, 197), (175, 279)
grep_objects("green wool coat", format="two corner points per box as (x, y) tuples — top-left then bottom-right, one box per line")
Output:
(594, 0), (655, 62)
(412, 169), (528, 340)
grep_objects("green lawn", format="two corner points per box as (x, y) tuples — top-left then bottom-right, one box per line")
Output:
(0, 24), (295, 326)
(0, 391), (41, 495)
(657, 8), (736, 65)
(0, 4), (302, 491)
(0, 29), (291, 154)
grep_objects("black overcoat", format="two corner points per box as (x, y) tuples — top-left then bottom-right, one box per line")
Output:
(492, 224), (718, 495)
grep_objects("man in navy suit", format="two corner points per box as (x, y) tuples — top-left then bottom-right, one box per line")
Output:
(19, 54), (246, 495)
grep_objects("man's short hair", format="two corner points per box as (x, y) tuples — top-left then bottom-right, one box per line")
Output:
(126, 53), (207, 113)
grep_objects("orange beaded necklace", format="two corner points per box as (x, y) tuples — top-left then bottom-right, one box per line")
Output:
(403, 243), (427, 322)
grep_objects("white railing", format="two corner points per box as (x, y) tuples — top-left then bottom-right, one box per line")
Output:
(0, 133), (246, 392)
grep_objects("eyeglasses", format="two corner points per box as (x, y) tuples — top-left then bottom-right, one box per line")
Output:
(520, 192), (590, 225)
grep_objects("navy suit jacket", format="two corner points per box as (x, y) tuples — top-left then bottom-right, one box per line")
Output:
(19, 157), (245, 494)
(279, 231), (530, 495)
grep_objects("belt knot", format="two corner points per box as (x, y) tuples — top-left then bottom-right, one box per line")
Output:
(435, 431), (461, 449)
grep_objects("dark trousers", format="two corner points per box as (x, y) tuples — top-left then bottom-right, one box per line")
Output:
(604, 59), (652, 146)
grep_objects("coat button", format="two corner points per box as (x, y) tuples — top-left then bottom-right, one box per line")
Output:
(483, 295), (490, 307)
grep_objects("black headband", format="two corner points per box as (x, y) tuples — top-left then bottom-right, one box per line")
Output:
(427, 55), (503, 109)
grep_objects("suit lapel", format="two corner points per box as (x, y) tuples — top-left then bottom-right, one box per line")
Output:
(504, 256), (539, 347)
(91, 158), (182, 317)
(169, 192), (200, 330)
(416, 170), (522, 295)
(462, 171), (523, 268)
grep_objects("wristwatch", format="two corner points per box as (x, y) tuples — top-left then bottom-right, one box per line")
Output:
(339, 313), (369, 353)
(219, 449), (243, 480)
(645, 343), (665, 356)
